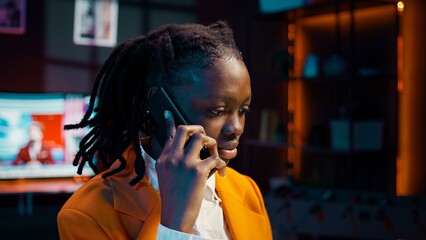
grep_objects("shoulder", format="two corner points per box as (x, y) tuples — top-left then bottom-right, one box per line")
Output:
(19, 144), (30, 151)
(57, 173), (145, 239)
(60, 174), (115, 214)
(60, 145), (140, 214)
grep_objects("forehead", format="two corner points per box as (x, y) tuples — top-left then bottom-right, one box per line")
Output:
(168, 58), (251, 110)
(191, 58), (250, 95)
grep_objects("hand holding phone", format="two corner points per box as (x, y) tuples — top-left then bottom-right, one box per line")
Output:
(147, 88), (228, 232)
(143, 87), (221, 177)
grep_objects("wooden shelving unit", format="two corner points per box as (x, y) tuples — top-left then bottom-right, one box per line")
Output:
(239, 0), (399, 194)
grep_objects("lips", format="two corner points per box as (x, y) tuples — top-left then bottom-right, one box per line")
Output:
(218, 148), (238, 160)
(217, 141), (239, 160)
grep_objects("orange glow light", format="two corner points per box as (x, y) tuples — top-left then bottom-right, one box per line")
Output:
(396, 156), (402, 195)
(397, 35), (403, 92)
(397, 81), (404, 92)
(397, 1), (404, 12)
(288, 45), (294, 54)
(288, 32), (296, 41)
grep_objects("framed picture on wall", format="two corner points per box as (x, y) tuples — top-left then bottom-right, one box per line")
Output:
(73, 0), (118, 47)
(0, 0), (26, 35)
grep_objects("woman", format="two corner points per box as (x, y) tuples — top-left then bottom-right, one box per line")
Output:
(57, 20), (272, 240)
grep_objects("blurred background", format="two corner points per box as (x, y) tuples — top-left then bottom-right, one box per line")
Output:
(1, 0), (425, 239)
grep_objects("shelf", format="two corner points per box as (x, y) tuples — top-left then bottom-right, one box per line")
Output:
(257, 0), (397, 20)
(253, 76), (398, 85)
(301, 146), (347, 155)
(287, 75), (397, 82)
(243, 0), (398, 193)
(293, 0), (397, 18)
(244, 139), (386, 155)
(245, 138), (288, 149)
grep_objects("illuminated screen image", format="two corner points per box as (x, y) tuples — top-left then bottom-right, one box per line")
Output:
(0, 93), (94, 179)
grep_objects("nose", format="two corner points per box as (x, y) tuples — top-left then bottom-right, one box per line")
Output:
(222, 113), (244, 138)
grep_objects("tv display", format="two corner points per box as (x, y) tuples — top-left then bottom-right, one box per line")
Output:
(0, 92), (95, 180)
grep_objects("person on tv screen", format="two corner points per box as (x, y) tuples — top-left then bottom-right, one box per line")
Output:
(13, 121), (55, 166)
(57, 21), (272, 239)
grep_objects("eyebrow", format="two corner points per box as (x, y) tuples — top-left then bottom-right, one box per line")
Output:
(208, 94), (252, 104)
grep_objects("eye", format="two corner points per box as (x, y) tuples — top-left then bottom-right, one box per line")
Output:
(238, 106), (251, 116)
(208, 107), (226, 116)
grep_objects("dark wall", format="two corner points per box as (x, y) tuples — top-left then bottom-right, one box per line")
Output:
(0, 0), (263, 93)
(0, 0), (291, 190)
(0, 0), (200, 94)
(0, 1), (44, 92)
(197, 0), (259, 65)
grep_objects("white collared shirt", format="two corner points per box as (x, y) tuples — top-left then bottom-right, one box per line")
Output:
(140, 145), (230, 240)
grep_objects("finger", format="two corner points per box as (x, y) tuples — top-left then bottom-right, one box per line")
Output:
(161, 110), (176, 154)
(203, 136), (219, 157)
(164, 110), (176, 139)
(202, 156), (227, 178)
(217, 166), (226, 177)
(185, 133), (218, 159)
(217, 158), (230, 177)
(173, 125), (206, 151)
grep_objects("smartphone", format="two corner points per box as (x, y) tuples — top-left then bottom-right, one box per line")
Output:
(143, 87), (216, 177)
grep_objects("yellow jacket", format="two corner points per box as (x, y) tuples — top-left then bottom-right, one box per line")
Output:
(57, 146), (272, 240)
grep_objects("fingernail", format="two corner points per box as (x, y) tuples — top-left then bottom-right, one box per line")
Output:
(164, 110), (171, 120)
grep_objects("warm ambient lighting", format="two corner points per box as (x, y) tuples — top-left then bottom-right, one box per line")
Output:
(288, 24), (296, 41)
(397, 1), (404, 12)
(397, 35), (403, 93)
(288, 45), (294, 54)
(396, 3), (405, 196)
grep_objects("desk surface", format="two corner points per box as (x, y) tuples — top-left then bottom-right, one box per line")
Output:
(0, 177), (88, 194)
(0, 164), (95, 180)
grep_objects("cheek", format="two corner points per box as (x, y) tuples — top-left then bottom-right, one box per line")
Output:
(180, 110), (223, 139)
(199, 118), (224, 140)
(240, 117), (246, 129)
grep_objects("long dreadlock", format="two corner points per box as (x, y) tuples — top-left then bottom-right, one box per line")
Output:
(65, 20), (243, 185)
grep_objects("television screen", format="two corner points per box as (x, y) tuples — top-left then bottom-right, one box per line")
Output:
(0, 92), (95, 180)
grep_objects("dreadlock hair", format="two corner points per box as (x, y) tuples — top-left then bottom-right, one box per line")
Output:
(65, 20), (243, 186)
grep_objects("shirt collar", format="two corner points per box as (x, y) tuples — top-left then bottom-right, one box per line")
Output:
(139, 142), (160, 192)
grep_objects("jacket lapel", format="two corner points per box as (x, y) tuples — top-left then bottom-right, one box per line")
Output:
(109, 172), (161, 239)
(215, 170), (271, 240)
(105, 145), (270, 239)
(107, 145), (162, 239)
(110, 174), (159, 221)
